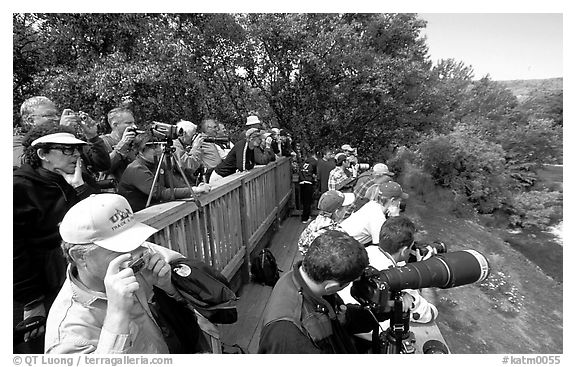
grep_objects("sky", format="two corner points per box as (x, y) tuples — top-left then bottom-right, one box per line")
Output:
(419, 13), (563, 81)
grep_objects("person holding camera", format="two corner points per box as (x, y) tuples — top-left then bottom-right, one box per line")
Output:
(99, 107), (139, 183)
(13, 125), (96, 353)
(328, 153), (353, 191)
(117, 132), (211, 212)
(16, 97), (111, 191)
(336, 216), (436, 352)
(340, 216), (437, 325)
(259, 230), (383, 353)
(45, 193), (206, 353)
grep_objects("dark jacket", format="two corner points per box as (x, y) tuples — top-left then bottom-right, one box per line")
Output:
(13, 164), (94, 307)
(117, 156), (192, 212)
(299, 157), (317, 183)
(213, 139), (256, 177)
(254, 146), (276, 165)
(317, 158), (336, 194)
(258, 263), (376, 353)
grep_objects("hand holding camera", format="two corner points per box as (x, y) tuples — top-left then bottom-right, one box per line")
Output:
(105, 253), (140, 314)
(190, 132), (206, 151)
(117, 126), (137, 152)
(60, 109), (97, 139)
(144, 250), (174, 293)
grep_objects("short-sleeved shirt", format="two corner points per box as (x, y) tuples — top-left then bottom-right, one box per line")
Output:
(340, 200), (386, 245)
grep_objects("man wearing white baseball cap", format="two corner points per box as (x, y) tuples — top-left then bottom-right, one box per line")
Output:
(44, 193), (199, 354)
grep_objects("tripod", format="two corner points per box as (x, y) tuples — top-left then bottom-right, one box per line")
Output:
(146, 137), (201, 209)
(368, 291), (416, 354)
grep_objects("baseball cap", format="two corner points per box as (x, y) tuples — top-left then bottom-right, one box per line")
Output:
(246, 115), (261, 126)
(378, 182), (409, 200)
(372, 163), (394, 176)
(318, 190), (355, 212)
(335, 152), (348, 164)
(32, 132), (87, 147)
(59, 194), (159, 252)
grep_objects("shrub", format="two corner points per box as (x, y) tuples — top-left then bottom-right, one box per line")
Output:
(418, 127), (509, 213)
(508, 190), (562, 229)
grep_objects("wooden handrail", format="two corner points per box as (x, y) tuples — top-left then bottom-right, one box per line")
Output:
(134, 157), (293, 281)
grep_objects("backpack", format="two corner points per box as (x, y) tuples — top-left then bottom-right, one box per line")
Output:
(170, 258), (238, 324)
(250, 248), (281, 286)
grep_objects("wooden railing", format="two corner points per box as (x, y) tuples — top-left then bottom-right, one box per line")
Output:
(134, 157), (293, 281)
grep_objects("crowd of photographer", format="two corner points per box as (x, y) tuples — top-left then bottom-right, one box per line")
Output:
(12, 96), (298, 354)
(13, 95), (489, 354)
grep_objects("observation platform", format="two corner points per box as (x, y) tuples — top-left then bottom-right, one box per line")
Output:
(134, 157), (447, 353)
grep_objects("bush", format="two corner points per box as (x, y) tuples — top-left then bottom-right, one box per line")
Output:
(508, 190), (562, 229)
(418, 127), (509, 213)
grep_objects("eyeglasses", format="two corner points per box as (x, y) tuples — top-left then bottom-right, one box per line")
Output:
(49, 145), (82, 156)
(32, 114), (60, 120)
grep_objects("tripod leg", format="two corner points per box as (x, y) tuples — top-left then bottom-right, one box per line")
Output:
(172, 154), (205, 212)
(146, 150), (166, 208)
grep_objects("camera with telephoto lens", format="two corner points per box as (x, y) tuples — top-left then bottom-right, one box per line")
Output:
(350, 249), (490, 313)
(151, 121), (181, 141)
(203, 136), (230, 144)
(358, 163), (370, 171)
(408, 240), (448, 263)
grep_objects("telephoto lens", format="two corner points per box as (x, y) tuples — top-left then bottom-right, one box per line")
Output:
(422, 339), (449, 354)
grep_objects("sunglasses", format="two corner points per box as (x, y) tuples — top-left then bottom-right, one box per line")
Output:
(49, 145), (82, 156)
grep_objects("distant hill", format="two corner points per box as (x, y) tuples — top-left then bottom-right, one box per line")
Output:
(497, 78), (563, 101)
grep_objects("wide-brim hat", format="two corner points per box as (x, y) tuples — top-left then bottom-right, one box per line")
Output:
(246, 115), (261, 126)
(341, 144), (356, 152)
(59, 194), (159, 253)
(32, 132), (87, 147)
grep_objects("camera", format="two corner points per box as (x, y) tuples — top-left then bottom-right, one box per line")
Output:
(125, 249), (151, 274)
(203, 136), (230, 144)
(358, 163), (370, 171)
(408, 240), (447, 263)
(151, 121), (182, 140)
(350, 249), (490, 312)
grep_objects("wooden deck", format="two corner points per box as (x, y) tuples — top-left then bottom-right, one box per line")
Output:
(218, 215), (448, 354)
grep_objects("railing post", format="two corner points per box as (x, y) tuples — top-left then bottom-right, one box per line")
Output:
(238, 177), (251, 284)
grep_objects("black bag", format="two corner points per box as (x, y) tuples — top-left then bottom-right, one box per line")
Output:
(250, 249), (281, 286)
(170, 258), (238, 324)
(150, 287), (211, 354)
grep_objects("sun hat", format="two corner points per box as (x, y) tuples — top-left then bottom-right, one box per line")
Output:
(341, 144), (356, 152)
(246, 115), (261, 126)
(32, 132), (87, 147)
(59, 194), (159, 252)
(372, 163), (394, 176)
(318, 190), (355, 212)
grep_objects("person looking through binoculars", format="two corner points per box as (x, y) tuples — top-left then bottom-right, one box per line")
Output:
(116, 132), (211, 212)
(171, 120), (204, 185)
